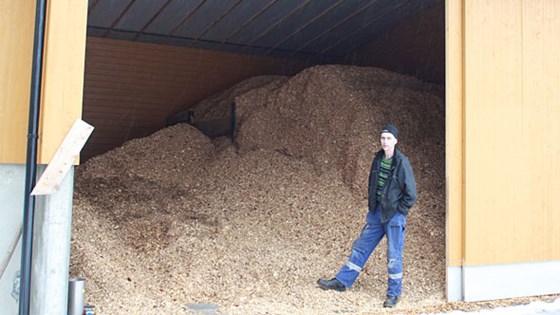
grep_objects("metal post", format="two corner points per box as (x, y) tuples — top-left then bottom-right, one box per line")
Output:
(67, 278), (85, 315)
(19, 0), (48, 314)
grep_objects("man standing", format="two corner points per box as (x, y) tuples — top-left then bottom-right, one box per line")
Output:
(317, 124), (417, 308)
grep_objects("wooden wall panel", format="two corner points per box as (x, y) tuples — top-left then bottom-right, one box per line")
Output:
(464, 0), (560, 265)
(38, 0), (88, 164)
(0, 0), (35, 164)
(445, 0), (464, 268)
(464, 0), (524, 266)
(520, 0), (560, 260)
(0, 0), (87, 164)
(82, 37), (308, 161)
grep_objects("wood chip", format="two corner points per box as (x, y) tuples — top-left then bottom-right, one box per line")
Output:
(71, 65), (557, 314)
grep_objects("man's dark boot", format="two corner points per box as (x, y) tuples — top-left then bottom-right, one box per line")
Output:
(383, 295), (400, 308)
(317, 278), (346, 292)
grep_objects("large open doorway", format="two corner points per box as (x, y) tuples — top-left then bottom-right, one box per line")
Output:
(74, 1), (446, 313)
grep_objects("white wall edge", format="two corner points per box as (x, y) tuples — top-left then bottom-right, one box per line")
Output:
(464, 260), (560, 302)
(0, 164), (26, 313)
(446, 266), (462, 301)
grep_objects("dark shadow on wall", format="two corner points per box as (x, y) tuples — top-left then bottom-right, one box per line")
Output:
(344, 1), (445, 85)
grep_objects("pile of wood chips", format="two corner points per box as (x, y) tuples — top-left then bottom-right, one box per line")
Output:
(71, 65), (552, 314)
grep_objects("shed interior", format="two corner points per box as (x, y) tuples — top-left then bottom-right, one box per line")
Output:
(75, 1), (447, 313)
(83, 0), (444, 160)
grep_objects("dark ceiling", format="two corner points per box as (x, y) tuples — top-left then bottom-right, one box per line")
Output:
(87, 0), (440, 63)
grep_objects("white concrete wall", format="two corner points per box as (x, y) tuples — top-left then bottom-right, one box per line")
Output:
(1, 164), (74, 314)
(0, 164), (25, 314)
(31, 167), (74, 315)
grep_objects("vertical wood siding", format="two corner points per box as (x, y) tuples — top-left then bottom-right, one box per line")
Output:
(463, 0), (560, 265)
(0, 0), (35, 164)
(39, 0), (88, 164)
(0, 0), (87, 164)
(445, 0), (464, 268)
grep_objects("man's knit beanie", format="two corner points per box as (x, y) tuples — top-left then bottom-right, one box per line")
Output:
(381, 124), (398, 139)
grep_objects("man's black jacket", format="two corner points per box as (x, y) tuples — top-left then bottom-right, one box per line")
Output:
(368, 147), (417, 223)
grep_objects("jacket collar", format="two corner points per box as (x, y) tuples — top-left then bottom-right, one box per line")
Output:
(376, 146), (401, 162)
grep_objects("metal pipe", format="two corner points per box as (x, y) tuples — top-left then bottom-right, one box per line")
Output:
(67, 278), (85, 315)
(19, 0), (48, 314)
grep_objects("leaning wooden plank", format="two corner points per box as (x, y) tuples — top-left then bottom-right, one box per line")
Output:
(31, 119), (94, 195)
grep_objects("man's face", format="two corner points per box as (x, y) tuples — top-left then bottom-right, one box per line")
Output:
(380, 132), (398, 152)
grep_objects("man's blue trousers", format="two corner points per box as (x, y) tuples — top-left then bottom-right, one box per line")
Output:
(335, 206), (406, 296)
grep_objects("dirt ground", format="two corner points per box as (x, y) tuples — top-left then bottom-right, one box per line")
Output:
(70, 65), (555, 314)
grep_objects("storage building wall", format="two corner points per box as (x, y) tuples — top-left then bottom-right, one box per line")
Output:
(447, 0), (560, 301)
(0, 0), (87, 164)
(82, 37), (309, 160)
(0, 0), (87, 313)
(0, 3), (34, 312)
(4, 0), (559, 306)
(0, 1), (35, 164)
